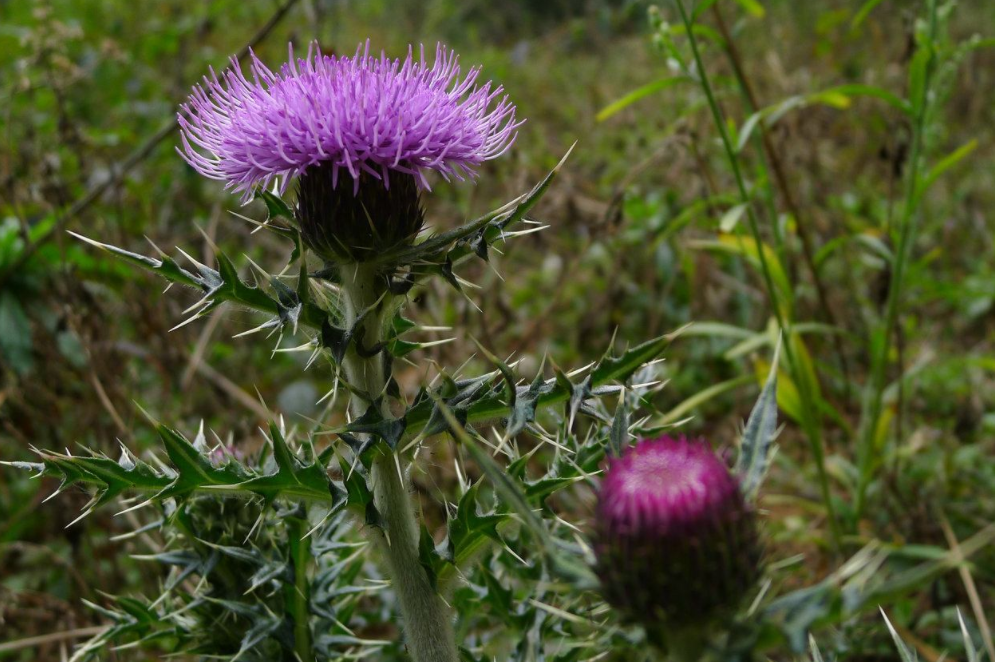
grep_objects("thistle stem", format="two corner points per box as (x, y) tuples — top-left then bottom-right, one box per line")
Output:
(339, 263), (458, 662)
(287, 516), (313, 661)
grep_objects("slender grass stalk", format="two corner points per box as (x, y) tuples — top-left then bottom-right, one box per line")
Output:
(673, 0), (841, 548)
(854, 0), (938, 518)
(711, 3), (852, 390)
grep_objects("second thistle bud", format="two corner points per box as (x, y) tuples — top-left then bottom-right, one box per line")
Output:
(593, 436), (760, 635)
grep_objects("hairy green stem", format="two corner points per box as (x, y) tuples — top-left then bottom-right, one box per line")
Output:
(674, 0), (841, 548)
(339, 264), (458, 662)
(854, 0), (938, 518)
(287, 516), (313, 661)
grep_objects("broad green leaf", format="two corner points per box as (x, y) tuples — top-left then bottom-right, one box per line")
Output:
(446, 481), (507, 569)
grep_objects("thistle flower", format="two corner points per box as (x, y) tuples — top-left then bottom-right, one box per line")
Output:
(593, 436), (760, 631)
(179, 42), (521, 261)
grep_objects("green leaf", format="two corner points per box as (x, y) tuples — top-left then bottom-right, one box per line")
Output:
(237, 423), (334, 502)
(850, 0), (885, 29)
(736, 338), (780, 500)
(658, 374), (753, 425)
(338, 456), (373, 509)
(908, 42), (933, 115)
(69, 231), (203, 289)
(156, 425), (237, 499)
(418, 524), (446, 590)
(255, 189), (295, 220)
(380, 145), (573, 271)
(447, 481), (506, 568)
(342, 404), (407, 449)
(461, 433), (550, 548)
(596, 78), (686, 122)
(719, 202), (749, 232)
(506, 371), (545, 438)
(609, 393), (629, 456)
(916, 139), (978, 203)
(70, 232), (326, 332)
(881, 610), (918, 662)
(398, 327), (684, 445)
(735, 85), (910, 153)
(0, 292), (34, 374)
(732, 0), (765, 18)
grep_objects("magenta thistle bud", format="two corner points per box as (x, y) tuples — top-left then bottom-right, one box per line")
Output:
(593, 436), (760, 630)
(178, 41), (521, 261)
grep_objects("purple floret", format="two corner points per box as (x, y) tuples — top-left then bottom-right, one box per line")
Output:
(597, 436), (739, 536)
(178, 41), (521, 201)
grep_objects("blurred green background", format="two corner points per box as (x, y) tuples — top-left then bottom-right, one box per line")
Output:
(2, 0), (994, 659)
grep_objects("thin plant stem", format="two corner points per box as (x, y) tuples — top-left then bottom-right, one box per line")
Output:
(854, 0), (938, 518)
(673, 0), (841, 549)
(711, 3), (852, 391)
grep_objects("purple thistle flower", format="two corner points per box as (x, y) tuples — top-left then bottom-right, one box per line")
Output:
(594, 436), (760, 630)
(178, 41), (521, 202)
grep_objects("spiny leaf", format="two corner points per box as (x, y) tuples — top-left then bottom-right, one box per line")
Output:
(418, 524), (447, 591)
(342, 403), (406, 449)
(378, 144), (574, 270)
(68, 231), (202, 289)
(399, 326), (684, 445)
(609, 393), (630, 456)
(236, 423), (334, 503)
(255, 189), (295, 221)
(156, 425), (237, 499)
(506, 372), (545, 438)
(16, 424), (344, 525)
(447, 481), (507, 567)
(881, 609), (918, 662)
(70, 232), (326, 332)
(338, 456), (373, 509)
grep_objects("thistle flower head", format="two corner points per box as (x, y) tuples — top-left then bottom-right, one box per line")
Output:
(594, 436), (760, 630)
(178, 41), (520, 198)
(179, 41), (520, 261)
